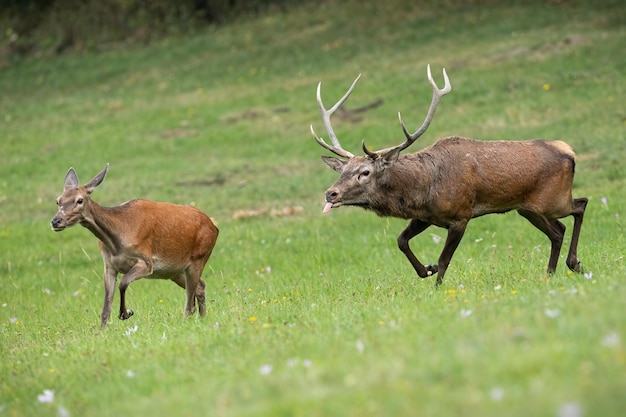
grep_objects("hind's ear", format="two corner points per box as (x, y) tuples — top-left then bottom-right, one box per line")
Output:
(85, 163), (109, 194)
(64, 168), (79, 191)
(321, 156), (347, 173)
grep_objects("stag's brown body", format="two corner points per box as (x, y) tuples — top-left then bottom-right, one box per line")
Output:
(359, 137), (577, 221)
(51, 164), (219, 328)
(313, 65), (587, 284)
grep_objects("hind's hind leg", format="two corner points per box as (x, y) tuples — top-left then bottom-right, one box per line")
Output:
(196, 279), (207, 316)
(566, 198), (588, 272)
(171, 272), (197, 316)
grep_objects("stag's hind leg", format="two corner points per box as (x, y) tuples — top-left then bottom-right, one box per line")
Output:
(518, 209), (565, 274)
(565, 197), (588, 273)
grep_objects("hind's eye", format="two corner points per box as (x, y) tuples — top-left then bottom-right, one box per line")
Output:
(361, 170), (370, 177)
(55, 199), (60, 206)
(76, 198), (84, 205)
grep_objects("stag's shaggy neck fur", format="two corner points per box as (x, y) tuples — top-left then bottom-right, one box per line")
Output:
(367, 152), (436, 219)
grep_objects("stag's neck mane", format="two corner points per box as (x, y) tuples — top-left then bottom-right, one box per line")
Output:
(367, 152), (435, 219)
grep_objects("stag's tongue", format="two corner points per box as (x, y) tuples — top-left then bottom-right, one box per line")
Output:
(323, 202), (333, 214)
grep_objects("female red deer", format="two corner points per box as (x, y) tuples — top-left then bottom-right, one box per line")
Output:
(312, 65), (587, 285)
(51, 164), (219, 327)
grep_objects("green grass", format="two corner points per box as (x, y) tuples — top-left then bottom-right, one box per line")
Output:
(1, 1), (625, 416)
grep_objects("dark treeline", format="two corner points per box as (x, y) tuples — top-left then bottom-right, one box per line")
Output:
(1, 0), (301, 57)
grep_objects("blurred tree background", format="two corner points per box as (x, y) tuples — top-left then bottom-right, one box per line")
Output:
(0, 0), (297, 61)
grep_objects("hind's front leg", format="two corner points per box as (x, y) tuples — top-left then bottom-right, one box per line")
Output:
(101, 265), (118, 328)
(117, 260), (151, 321)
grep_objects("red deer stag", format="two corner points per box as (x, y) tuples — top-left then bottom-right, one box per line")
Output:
(51, 164), (219, 328)
(311, 65), (587, 285)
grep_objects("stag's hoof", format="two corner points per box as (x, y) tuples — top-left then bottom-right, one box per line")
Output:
(119, 309), (134, 320)
(567, 260), (583, 273)
(426, 264), (439, 276)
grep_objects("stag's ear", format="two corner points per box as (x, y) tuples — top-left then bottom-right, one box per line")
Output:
(321, 156), (347, 173)
(85, 163), (109, 194)
(64, 168), (79, 191)
(377, 148), (401, 170)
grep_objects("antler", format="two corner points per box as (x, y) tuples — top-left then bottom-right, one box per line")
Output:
(363, 64), (451, 157)
(310, 74), (362, 159)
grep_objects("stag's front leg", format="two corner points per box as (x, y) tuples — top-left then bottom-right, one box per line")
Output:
(118, 261), (151, 321)
(398, 219), (438, 278)
(435, 222), (467, 286)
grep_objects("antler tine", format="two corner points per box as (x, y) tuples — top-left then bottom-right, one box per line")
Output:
(310, 125), (353, 159)
(395, 64), (452, 153)
(310, 74), (362, 159)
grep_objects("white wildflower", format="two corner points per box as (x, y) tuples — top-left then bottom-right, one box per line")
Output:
(37, 389), (55, 403)
(602, 332), (619, 347)
(558, 402), (583, 417)
(490, 386), (504, 401)
(601, 197), (608, 208)
(57, 405), (70, 417)
(259, 364), (272, 375)
(355, 339), (365, 354)
(124, 325), (138, 336)
(544, 308), (560, 318)
(460, 309), (472, 318)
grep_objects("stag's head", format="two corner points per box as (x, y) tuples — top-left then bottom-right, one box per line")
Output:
(51, 164), (108, 231)
(311, 65), (451, 214)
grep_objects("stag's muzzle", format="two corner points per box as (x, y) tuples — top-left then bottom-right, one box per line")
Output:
(323, 190), (339, 214)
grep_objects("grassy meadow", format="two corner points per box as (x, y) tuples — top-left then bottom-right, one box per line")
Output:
(1, 1), (625, 416)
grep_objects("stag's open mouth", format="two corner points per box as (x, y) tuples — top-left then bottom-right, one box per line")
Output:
(323, 202), (333, 214)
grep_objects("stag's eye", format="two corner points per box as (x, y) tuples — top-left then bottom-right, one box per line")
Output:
(76, 197), (84, 205)
(55, 199), (60, 206)
(358, 170), (370, 181)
